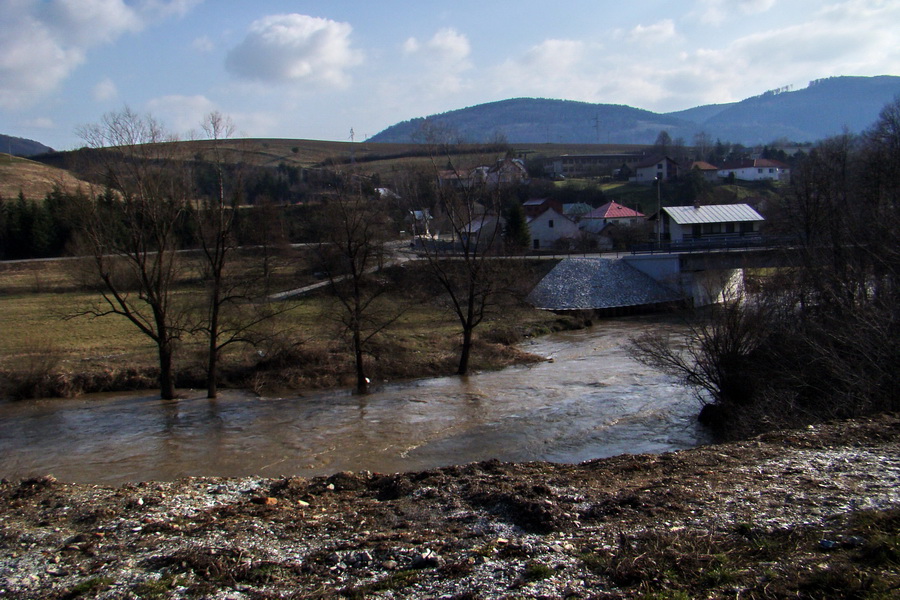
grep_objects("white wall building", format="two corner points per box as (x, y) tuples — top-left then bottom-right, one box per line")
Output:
(528, 208), (580, 250)
(659, 204), (765, 242)
(717, 158), (790, 182)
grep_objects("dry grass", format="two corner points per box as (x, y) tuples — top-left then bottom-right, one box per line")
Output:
(0, 153), (91, 200)
(0, 257), (567, 398)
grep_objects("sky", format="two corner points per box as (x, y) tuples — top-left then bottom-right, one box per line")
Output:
(2, 0), (899, 151)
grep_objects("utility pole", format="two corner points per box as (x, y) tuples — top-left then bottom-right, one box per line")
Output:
(656, 175), (662, 246)
(349, 128), (355, 164)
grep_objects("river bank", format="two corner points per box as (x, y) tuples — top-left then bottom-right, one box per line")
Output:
(0, 257), (573, 401)
(2, 413), (898, 599)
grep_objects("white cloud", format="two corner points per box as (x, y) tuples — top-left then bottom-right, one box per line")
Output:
(225, 14), (363, 88)
(399, 28), (472, 95)
(92, 77), (118, 102)
(628, 20), (677, 44)
(0, 0), (201, 109)
(692, 0), (778, 26)
(146, 94), (217, 136)
(192, 35), (215, 53)
(425, 28), (471, 64)
(482, 0), (900, 114)
(739, 0), (777, 15)
(24, 117), (55, 129)
(402, 37), (420, 54)
(405, 28), (470, 65)
(486, 39), (599, 102)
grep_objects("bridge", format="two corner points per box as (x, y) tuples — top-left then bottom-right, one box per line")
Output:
(527, 239), (792, 312)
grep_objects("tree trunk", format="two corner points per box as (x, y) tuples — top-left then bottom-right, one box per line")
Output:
(457, 327), (473, 376)
(158, 342), (177, 400)
(207, 284), (221, 399)
(354, 326), (368, 394)
(206, 342), (218, 399)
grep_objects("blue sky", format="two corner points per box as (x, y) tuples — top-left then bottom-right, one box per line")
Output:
(2, 0), (899, 150)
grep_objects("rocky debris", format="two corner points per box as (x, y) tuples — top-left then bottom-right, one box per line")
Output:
(527, 258), (681, 310)
(0, 413), (899, 598)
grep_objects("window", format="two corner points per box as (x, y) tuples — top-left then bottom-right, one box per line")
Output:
(533, 239), (540, 249)
(549, 219), (554, 228)
(657, 164), (663, 169)
(758, 168), (763, 173)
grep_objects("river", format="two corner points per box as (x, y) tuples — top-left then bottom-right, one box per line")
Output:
(0, 317), (711, 485)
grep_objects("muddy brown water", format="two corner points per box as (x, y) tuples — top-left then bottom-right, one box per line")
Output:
(0, 317), (711, 485)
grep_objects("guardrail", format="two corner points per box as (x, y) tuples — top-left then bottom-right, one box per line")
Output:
(629, 235), (793, 255)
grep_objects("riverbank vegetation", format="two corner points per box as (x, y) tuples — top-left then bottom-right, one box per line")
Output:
(0, 254), (573, 400)
(630, 98), (900, 440)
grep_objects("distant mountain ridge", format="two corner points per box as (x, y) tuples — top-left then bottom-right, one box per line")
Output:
(368, 76), (900, 146)
(0, 134), (54, 157)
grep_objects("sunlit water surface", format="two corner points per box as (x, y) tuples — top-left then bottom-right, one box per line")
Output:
(0, 317), (711, 485)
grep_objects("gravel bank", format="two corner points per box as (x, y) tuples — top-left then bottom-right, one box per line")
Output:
(1, 413), (899, 599)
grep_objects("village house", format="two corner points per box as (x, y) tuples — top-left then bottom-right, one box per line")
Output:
(655, 204), (765, 243)
(522, 198), (563, 219)
(461, 215), (506, 248)
(576, 201), (647, 251)
(527, 207), (579, 250)
(563, 202), (593, 220)
(482, 157), (529, 186)
(633, 155), (680, 184)
(438, 157), (529, 188)
(688, 161), (721, 182)
(580, 201), (645, 225)
(406, 209), (433, 237)
(717, 158), (790, 182)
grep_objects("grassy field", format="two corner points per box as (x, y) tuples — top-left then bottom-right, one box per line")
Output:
(8, 140), (654, 199)
(0, 153), (92, 200)
(0, 256), (571, 399)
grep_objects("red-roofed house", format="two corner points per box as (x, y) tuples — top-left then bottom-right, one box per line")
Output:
(718, 158), (790, 182)
(581, 201), (645, 225)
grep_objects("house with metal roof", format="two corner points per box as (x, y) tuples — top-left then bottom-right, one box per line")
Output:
(657, 204), (765, 242)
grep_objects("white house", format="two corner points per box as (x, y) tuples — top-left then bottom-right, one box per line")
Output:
(528, 208), (580, 250)
(657, 204), (765, 242)
(718, 158), (790, 182)
(633, 155), (680, 184)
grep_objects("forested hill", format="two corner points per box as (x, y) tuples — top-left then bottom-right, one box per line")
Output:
(0, 134), (54, 157)
(368, 99), (696, 146)
(368, 75), (900, 145)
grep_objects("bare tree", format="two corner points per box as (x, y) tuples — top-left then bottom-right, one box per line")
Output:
(190, 112), (300, 398)
(692, 131), (712, 162)
(411, 141), (512, 376)
(316, 178), (401, 393)
(74, 107), (189, 400)
(629, 99), (900, 439)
